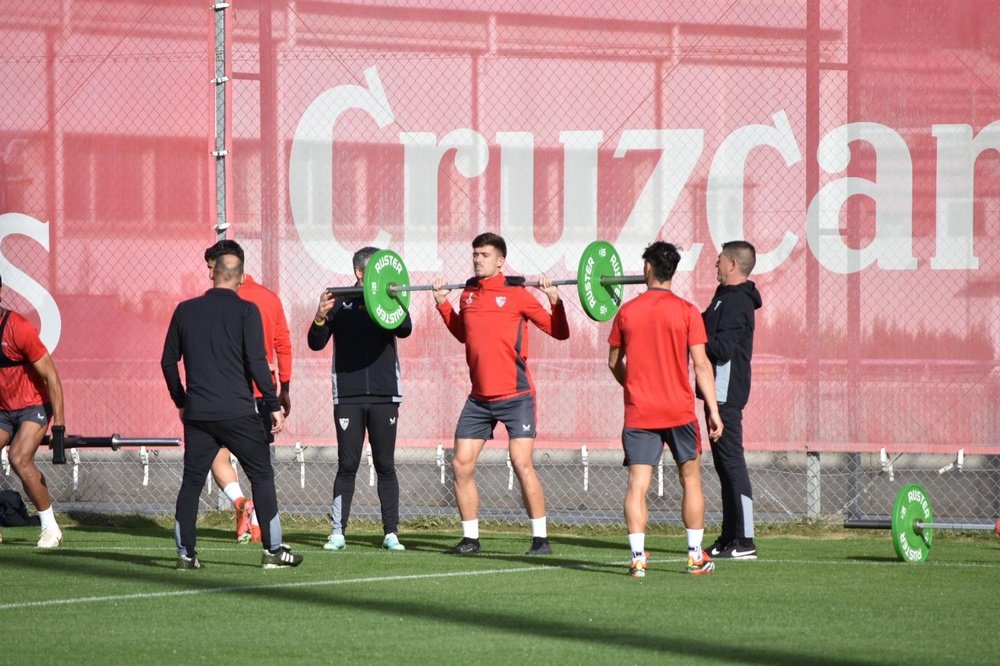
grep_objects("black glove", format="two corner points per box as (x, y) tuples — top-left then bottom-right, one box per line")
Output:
(51, 425), (66, 465)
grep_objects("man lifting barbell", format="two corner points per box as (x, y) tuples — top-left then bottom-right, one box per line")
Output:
(0, 273), (65, 548)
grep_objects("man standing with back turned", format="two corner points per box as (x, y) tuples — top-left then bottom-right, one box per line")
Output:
(432, 232), (569, 556)
(700, 240), (762, 560)
(162, 251), (302, 570)
(608, 241), (722, 578)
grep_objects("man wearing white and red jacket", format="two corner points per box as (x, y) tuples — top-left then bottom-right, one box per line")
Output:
(433, 233), (569, 556)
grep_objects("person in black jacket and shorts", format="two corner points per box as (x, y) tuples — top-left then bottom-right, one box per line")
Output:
(162, 251), (302, 570)
(309, 247), (412, 552)
(699, 240), (763, 560)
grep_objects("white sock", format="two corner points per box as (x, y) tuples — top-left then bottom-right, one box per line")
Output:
(687, 528), (704, 559)
(39, 507), (57, 531)
(462, 519), (479, 540)
(223, 482), (244, 504)
(530, 516), (547, 538)
(628, 532), (646, 560)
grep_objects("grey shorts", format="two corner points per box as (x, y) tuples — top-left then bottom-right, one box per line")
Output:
(455, 394), (536, 441)
(622, 421), (701, 466)
(0, 404), (52, 437)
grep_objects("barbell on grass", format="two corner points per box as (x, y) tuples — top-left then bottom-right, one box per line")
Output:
(326, 240), (645, 330)
(43, 430), (181, 465)
(843, 483), (1000, 563)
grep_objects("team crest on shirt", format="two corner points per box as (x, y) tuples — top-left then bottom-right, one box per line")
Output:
(495, 296), (506, 308)
(465, 293), (474, 305)
(338, 418), (350, 430)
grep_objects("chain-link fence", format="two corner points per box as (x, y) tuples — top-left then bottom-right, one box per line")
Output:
(1, 0), (999, 528)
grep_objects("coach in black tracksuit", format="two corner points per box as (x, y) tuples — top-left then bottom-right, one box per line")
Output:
(162, 252), (298, 567)
(308, 247), (412, 550)
(698, 241), (763, 560)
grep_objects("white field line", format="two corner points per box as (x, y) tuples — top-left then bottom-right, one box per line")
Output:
(0, 566), (557, 611)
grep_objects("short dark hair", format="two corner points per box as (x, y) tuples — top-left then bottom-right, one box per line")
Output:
(353, 246), (379, 272)
(472, 232), (506, 258)
(642, 241), (682, 282)
(212, 252), (244, 281)
(204, 239), (245, 263)
(722, 240), (756, 276)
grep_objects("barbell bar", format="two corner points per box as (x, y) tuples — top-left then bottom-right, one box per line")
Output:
(843, 483), (1000, 563)
(42, 432), (182, 465)
(327, 240), (642, 329)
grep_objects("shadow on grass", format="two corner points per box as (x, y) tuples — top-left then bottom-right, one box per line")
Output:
(0, 542), (869, 666)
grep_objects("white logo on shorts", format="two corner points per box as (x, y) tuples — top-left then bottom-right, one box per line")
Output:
(338, 418), (350, 430)
(389, 417), (396, 425)
(495, 296), (506, 308)
(36, 412), (44, 420)
(343, 302), (354, 309)
(521, 424), (531, 431)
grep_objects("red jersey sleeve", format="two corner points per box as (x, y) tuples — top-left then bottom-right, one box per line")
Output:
(436, 299), (467, 343)
(10, 314), (48, 363)
(520, 291), (570, 340)
(271, 297), (293, 383)
(608, 311), (623, 348)
(687, 304), (708, 347)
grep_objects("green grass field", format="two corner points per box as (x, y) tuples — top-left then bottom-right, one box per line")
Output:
(1, 516), (997, 665)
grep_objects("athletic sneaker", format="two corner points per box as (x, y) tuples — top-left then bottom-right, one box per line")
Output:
(706, 538), (727, 558)
(382, 533), (405, 551)
(36, 527), (63, 549)
(176, 554), (204, 570)
(687, 551), (715, 575)
(323, 534), (347, 551)
(629, 558), (647, 578)
(262, 545), (303, 569)
(236, 499), (254, 543)
(444, 537), (481, 555)
(525, 537), (552, 556)
(716, 541), (758, 560)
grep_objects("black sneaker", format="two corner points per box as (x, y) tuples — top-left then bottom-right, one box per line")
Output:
(262, 545), (304, 569)
(525, 537), (552, 555)
(715, 540), (758, 560)
(176, 555), (204, 570)
(444, 537), (481, 555)
(706, 538), (728, 558)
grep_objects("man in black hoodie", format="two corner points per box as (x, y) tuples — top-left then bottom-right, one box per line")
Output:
(308, 247), (412, 552)
(700, 240), (762, 560)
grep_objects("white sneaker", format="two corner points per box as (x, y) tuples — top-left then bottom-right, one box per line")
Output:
(37, 527), (63, 549)
(382, 533), (405, 551)
(323, 534), (346, 551)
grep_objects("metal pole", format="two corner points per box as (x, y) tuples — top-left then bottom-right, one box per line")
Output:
(212, 2), (231, 240)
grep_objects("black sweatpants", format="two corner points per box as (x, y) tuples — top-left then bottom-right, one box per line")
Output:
(331, 402), (400, 535)
(175, 414), (281, 555)
(706, 403), (755, 543)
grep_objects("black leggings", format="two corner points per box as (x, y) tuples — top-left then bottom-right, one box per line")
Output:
(331, 402), (400, 535)
(706, 403), (755, 542)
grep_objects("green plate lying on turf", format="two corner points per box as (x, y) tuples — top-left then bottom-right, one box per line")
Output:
(577, 240), (624, 322)
(891, 483), (934, 563)
(362, 249), (410, 330)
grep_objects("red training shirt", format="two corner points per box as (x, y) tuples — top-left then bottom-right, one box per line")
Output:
(0, 309), (51, 411)
(437, 273), (570, 402)
(608, 288), (707, 429)
(239, 275), (292, 398)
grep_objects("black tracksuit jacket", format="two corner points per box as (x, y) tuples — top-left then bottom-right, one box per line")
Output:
(698, 281), (763, 409)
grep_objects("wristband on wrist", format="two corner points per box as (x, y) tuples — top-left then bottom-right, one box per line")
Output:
(313, 316), (326, 326)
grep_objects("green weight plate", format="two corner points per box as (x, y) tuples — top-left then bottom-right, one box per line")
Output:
(361, 249), (410, 330)
(891, 483), (933, 563)
(577, 240), (624, 322)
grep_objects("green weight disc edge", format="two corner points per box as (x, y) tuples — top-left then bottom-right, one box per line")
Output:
(576, 240), (623, 322)
(891, 483), (933, 563)
(362, 249), (410, 330)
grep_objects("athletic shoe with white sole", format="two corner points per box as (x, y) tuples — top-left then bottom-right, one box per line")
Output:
(716, 541), (758, 560)
(36, 527), (63, 549)
(706, 539), (727, 558)
(176, 555), (204, 570)
(323, 534), (346, 551)
(629, 558), (647, 579)
(382, 533), (405, 551)
(686, 551), (716, 575)
(262, 545), (303, 569)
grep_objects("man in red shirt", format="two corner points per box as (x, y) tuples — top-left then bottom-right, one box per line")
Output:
(608, 241), (723, 578)
(433, 233), (569, 556)
(0, 274), (66, 548)
(204, 240), (292, 542)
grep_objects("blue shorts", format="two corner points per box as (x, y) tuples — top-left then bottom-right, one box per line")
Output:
(455, 394), (536, 441)
(622, 421), (701, 466)
(0, 404), (52, 438)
